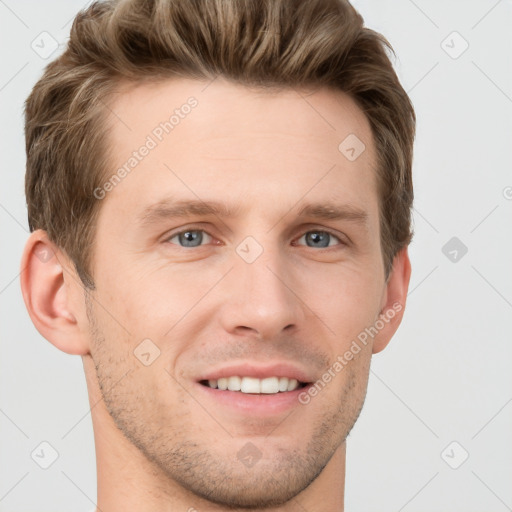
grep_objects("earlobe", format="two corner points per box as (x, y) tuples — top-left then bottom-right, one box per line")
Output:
(20, 230), (90, 355)
(371, 247), (412, 354)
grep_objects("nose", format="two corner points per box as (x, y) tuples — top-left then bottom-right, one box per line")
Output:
(218, 243), (305, 341)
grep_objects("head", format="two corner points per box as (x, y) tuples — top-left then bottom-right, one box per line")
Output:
(21, 0), (414, 508)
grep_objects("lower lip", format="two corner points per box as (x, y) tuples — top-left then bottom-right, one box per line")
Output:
(195, 382), (311, 415)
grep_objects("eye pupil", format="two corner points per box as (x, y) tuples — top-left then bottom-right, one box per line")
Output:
(180, 230), (202, 247)
(306, 231), (330, 248)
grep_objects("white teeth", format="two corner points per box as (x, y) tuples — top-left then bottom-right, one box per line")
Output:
(205, 376), (303, 394)
(227, 376), (241, 391)
(287, 378), (299, 391)
(217, 377), (228, 390)
(261, 377), (279, 394)
(241, 377), (260, 393)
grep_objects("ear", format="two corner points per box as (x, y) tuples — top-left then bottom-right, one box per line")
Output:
(20, 229), (90, 355)
(371, 246), (412, 354)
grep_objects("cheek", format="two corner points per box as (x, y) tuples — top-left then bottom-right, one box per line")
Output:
(305, 266), (383, 342)
(95, 263), (176, 331)
(95, 269), (215, 372)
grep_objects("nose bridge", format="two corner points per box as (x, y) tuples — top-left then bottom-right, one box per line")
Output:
(221, 234), (303, 337)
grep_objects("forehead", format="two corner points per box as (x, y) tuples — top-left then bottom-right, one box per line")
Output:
(108, 77), (374, 150)
(99, 77), (378, 226)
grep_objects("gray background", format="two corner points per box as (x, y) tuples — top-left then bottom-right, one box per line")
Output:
(1, 1), (511, 511)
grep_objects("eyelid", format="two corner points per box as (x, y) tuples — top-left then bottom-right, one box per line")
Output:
(293, 228), (347, 247)
(163, 224), (217, 245)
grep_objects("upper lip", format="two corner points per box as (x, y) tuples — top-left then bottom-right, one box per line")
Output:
(198, 362), (314, 383)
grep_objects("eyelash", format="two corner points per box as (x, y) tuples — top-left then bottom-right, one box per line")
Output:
(164, 226), (347, 249)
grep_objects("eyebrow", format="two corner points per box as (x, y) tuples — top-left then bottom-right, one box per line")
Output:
(296, 202), (368, 226)
(137, 199), (242, 227)
(137, 198), (369, 229)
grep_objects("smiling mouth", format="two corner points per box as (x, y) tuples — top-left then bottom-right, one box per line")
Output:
(199, 376), (309, 394)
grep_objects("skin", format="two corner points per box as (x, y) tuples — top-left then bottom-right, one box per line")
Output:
(20, 77), (411, 511)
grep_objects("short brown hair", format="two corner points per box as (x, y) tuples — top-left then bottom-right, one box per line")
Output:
(25, 0), (415, 288)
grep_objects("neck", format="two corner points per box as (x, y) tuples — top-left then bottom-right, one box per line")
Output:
(84, 355), (345, 512)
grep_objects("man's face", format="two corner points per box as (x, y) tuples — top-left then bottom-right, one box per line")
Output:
(83, 77), (389, 507)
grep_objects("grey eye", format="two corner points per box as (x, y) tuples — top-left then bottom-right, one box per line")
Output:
(297, 231), (341, 248)
(168, 230), (212, 247)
